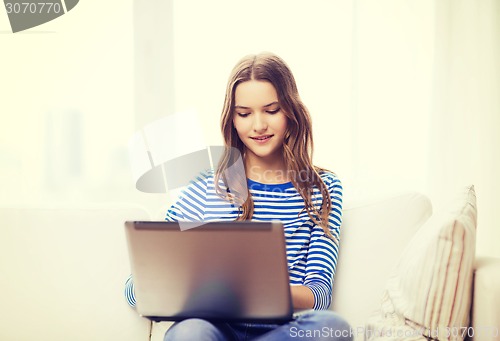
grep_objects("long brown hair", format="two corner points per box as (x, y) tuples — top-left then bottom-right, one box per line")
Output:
(215, 52), (335, 241)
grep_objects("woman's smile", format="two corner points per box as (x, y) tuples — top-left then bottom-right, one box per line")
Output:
(250, 134), (274, 143)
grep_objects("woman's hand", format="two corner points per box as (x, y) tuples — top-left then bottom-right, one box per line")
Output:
(290, 285), (315, 310)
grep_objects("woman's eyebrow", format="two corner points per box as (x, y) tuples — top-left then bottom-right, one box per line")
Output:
(234, 101), (279, 109)
(263, 101), (279, 108)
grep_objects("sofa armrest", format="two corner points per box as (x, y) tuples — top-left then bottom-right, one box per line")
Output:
(0, 206), (153, 341)
(471, 256), (500, 341)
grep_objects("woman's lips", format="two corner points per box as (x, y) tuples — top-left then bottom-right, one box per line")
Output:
(250, 135), (273, 144)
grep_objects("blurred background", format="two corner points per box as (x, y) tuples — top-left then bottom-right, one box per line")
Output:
(1, 0), (499, 257)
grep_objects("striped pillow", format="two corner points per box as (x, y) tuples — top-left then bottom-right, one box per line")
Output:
(367, 186), (477, 341)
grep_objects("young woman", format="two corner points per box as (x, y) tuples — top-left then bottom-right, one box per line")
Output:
(125, 53), (351, 341)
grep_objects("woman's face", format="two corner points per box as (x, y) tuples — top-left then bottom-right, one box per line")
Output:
(233, 80), (288, 162)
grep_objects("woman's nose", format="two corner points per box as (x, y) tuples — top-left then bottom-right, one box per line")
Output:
(252, 112), (268, 132)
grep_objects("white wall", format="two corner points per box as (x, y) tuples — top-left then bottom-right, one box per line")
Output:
(1, 1), (136, 203)
(0, 1), (165, 214)
(349, 0), (435, 194)
(429, 0), (500, 258)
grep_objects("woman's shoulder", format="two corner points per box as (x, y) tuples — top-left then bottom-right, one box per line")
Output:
(178, 169), (216, 196)
(189, 168), (215, 184)
(188, 168), (230, 191)
(318, 169), (342, 189)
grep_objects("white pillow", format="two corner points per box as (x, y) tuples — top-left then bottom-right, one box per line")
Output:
(367, 186), (477, 341)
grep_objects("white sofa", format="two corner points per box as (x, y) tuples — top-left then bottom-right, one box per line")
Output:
(1, 191), (499, 341)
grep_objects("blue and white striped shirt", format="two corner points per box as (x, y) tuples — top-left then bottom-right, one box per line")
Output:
(125, 170), (343, 310)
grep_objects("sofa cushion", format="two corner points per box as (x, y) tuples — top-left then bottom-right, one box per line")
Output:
(367, 185), (477, 340)
(331, 190), (433, 336)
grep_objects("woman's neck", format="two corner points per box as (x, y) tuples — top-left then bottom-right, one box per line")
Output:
(245, 153), (290, 184)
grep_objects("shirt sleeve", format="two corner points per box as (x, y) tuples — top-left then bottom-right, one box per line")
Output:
(165, 170), (210, 221)
(124, 171), (211, 308)
(303, 173), (343, 310)
(124, 274), (136, 308)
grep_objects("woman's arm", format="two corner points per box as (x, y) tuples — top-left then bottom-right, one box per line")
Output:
(302, 173), (343, 310)
(290, 285), (315, 309)
(124, 274), (137, 307)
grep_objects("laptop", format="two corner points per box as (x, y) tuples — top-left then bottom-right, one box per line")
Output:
(124, 221), (294, 323)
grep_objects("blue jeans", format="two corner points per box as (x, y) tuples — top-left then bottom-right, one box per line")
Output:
(163, 310), (352, 341)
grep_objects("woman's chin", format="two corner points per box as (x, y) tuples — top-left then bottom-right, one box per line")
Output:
(247, 148), (283, 161)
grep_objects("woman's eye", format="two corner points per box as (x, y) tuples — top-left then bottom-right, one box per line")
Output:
(237, 112), (250, 118)
(267, 108), (280, 114)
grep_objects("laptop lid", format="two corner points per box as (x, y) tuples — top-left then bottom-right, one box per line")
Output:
(124, 221), (293, 323)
